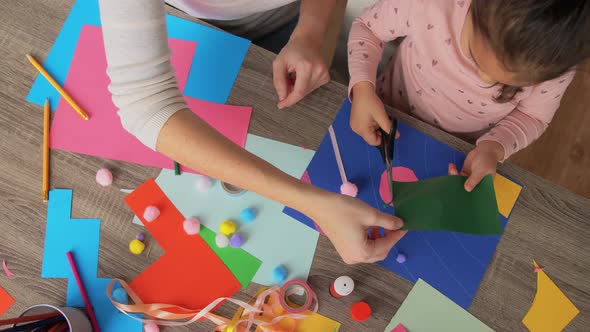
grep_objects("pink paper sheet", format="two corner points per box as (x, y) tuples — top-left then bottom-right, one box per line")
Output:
(51, 25), (252, 173)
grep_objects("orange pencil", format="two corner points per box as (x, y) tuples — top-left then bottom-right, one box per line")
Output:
(26, 54), (89, 120)
(43, 99), (50, 202)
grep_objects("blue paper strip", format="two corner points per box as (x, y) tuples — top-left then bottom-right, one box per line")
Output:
(42, 189), (141, 331)
(27, 0), (250, 108)
(284, 100), (514, 309)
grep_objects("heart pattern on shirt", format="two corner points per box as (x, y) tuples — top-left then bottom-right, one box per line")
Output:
(467, 99), (473, 104)
(416, 89), (423, 96)
(456, 116), (463, 120)
(432, 59), (438, 66)
(374, 13), (378, 19)
(416, 63), (422, 69)
(406, 20), (410, 27)
(541, 90), (548, 94)
(457, 0), (465, 8)
(394, 8), (398, 14)
(367, 21), (372, 27)
(431, 88), (436, 93)
(554, 94), (561, 99)
(513, 142), (517, 149)
(478, 111), (485, 114)
(348, 50), (352, 55)
(390, 29), (395, 34)
(363, 53), (368, 59)
(409, 41), (414, 48)
(359, 41), (365, 46)
(445, 38), (452, 45)
(481, 102), (487, 106)
(559, 79), (566, 83)
(427, 24), (434, 30)
(458, 89), (464, 93)
(379, 42), (383, 48)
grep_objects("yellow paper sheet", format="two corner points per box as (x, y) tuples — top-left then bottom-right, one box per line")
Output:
(494, 174), (522, 218)
(522, 260), (580, 331)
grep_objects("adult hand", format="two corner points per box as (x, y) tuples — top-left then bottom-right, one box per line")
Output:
(350, 81), (396, 146)
(273, 35), (330, 109)
(310, 192), (407, 264)
(448, 140), (504, 192)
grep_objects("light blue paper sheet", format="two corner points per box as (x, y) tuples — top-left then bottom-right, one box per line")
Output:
(133, 135), (319, 285)
(27, 0), (250, 108)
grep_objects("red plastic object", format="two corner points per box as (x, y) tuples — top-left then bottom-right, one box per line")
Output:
(124, 178), (241, 309)
(350, 301), (372, 322)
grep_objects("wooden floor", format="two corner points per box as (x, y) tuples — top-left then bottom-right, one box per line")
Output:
(510, 64), (590, 198)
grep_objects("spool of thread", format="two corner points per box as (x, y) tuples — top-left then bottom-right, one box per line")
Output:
(221, 182), (246, 196)
(329, 276), (355, 298)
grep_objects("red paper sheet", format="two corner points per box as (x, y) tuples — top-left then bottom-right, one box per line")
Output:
(0, 284), (14, 316)
(124, 178), (241, 309)
(51, 25), (252, 173)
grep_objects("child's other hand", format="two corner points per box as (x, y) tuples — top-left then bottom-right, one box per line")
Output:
(310, 192), (407, 264)
(350, 82), (392, 146)
(448, 141), (504, 192)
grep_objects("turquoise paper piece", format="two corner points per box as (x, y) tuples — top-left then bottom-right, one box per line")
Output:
(133, 135), (319, 285)
(385, 279), (494, 332)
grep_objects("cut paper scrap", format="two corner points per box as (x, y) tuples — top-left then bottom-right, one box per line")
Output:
(50, 25), (252, 173)
(384, 279), (493, 332)
(390, 323), (409, 332)
(124, 178), (242, 308)
(393, 175), (502, 234)
(41, 189), (141, 331)
(522, 260), (580, 332)
(26, 0), (250, 108)
(283, 99), (523, 309)
(0, 284), (14, 316)
(133, 134), (319, 286)
(494, 174), (522, 218)
(2, 260), (15, 277)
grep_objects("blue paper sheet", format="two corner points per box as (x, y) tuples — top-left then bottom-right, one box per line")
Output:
(284, 100), (518, 309)
(27, 0), (250, 108)
(42, 189), (141, 331)
(133, 135), (320, 286)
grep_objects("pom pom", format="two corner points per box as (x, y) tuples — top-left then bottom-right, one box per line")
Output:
(135, 233), (145, 241)
(129, 239), (146, 255)
(112, 287), (128, 304)
(143, 206), (160, 222)
(144, 322), (160, 332)
(183, 217), (201, 235)
(396, 253), (406, 264)
(240, 207), (256, 223)
(95, 168), (113, 186)
(195, 175), (212, 192)
(215, 234), (229, 248)
(219, 220), (236, 236)
(229, 234), (244, 248)
(350, 301), (371, 322)
(272, 265), (288, 284)
(340, 182), (358, 197)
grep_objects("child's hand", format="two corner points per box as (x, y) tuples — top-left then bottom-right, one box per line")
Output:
(310, 191), (407, 264)
(350, 82), (392, 146)
(448, 141), (505, 192)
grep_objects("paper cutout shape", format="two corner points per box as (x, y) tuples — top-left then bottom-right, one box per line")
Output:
(0, 284), (14, 316)
(494, 174), (522, 218)
(133, 135), (319, 286)
(26, 0), (250, 108)
(42, 189), (141, 330)
(50, 25), (252, 173)
(284, 100), (523, 308)
(124, 178), (242, 309)
(522, 260), (580, 331)
(393, 175), (502, 234)
(390, 323), (409, 332)
(385, 279), (493, 331)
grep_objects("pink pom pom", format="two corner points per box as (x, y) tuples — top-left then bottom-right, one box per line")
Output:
(144, 322), (160, 332)
(143, 206), (160, 222)
(195, 175), (212, 192)
(340, 182), (358, 197)
(183, 217), (201, 235)
(95, 168), (113, 186)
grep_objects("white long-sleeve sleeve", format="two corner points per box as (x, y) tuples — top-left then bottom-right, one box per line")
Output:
(99, 0), (187, 150)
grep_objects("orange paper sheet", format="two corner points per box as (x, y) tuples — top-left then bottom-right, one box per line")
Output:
(494, 174), (522, 218)
(522, 260), (580, 331)
(0, 284), (14, 316)
(124, 178), (241, 309)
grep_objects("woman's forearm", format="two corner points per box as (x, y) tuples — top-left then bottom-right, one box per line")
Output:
(157, 109), (326, 216)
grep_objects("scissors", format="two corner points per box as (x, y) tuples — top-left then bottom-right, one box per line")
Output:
(377, 117), (398, 206)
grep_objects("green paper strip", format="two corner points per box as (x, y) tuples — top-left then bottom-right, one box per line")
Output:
(200, 226), (261, 289)
(393, 175), (502, 235)
(173, 161), (181, 175)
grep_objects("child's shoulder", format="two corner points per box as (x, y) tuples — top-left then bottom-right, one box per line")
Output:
(407, 0), (468, 22)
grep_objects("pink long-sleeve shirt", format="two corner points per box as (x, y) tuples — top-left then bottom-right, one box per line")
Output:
(347, 0), (574, 159)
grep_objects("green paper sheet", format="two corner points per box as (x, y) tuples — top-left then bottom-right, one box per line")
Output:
(200, 226), (261, 289)
(392, 175), (502, 235)
(384, 279), (494, 332)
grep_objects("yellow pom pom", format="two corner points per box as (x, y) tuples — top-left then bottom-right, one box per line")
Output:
(219, 220), (237, 236)
(129, 239), (145, 255)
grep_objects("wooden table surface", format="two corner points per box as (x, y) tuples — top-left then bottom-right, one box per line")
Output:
(1, 1), (588, 331)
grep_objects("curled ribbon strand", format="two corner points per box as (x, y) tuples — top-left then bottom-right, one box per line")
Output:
(106, 278), (319, 331)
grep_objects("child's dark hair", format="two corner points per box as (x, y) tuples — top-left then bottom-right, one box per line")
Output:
(471, 0), (590, 103)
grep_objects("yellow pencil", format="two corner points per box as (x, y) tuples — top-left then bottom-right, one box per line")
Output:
(43, 99), (50, 202)
(26, 54), (89, 120)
